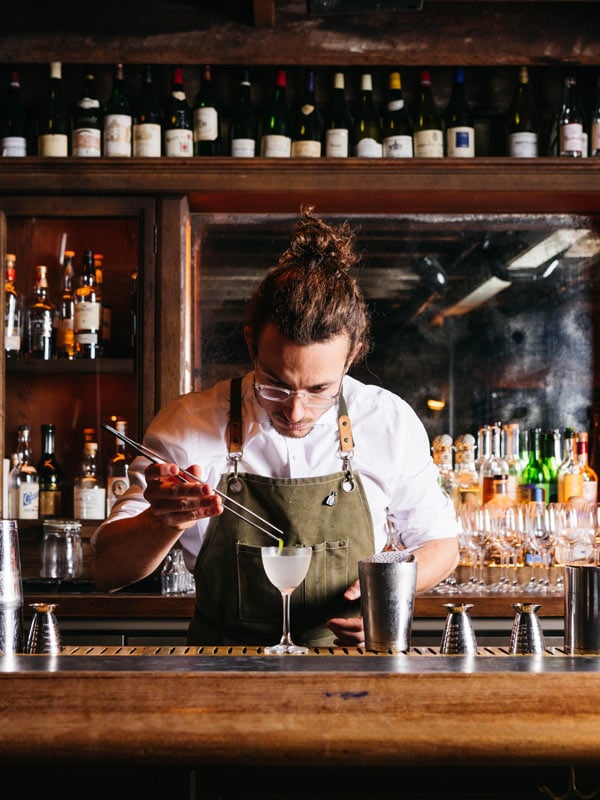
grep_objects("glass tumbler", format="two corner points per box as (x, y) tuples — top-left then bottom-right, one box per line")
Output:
(40, 520), (83, 579)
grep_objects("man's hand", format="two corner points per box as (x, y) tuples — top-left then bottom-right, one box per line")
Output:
(326, 579), (365, 647)
(143, 462), (223, 532)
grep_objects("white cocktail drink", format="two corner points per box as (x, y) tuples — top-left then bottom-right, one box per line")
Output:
(261, 545), (312, 655)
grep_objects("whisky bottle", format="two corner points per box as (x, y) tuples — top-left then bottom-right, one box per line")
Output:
(74, 249), (102, 359)
(577, 431), (598, 504)
(26, 265), (55, 359)
(193, 65), (221, 156)
(557, 428), (584, 502)
(73, 438), (106, 520)
(37, 423), (63, 519)
(56, 250), (75, 359)
(480, 423), (509, 504)
(4, 253), (24, 358)
(9, 425), (39, 520)
(106, 419), (132, 516)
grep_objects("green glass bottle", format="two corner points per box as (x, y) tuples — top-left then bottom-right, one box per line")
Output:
(193, 64), (221, 156)
(260, 68), (292, 158)
(444, 66), (475, 157)
(352, 72), (382, 158)
(520, 428), (550, 504)
(542, 429), (561, 503)
(413, 69), (443, 158)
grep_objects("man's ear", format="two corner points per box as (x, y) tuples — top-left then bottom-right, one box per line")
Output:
(243, 325), (255, 361)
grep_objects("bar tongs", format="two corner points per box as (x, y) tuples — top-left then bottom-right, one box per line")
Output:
(102, 423), (284, 544)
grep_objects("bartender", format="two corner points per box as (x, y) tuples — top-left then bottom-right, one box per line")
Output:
(92, 207), (459, 647)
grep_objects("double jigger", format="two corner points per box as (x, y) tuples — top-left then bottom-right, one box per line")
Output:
(440, 602), (546, 655)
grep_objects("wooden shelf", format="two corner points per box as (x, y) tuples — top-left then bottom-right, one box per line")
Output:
(6, 358), (134, 374)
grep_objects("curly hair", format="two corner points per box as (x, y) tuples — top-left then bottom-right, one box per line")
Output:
(245, 207), (371, 368)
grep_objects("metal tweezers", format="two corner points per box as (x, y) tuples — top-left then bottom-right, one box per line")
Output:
(102, 423), (284, 543)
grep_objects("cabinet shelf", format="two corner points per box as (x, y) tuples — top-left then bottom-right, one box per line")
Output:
(6, 359), (134, 375)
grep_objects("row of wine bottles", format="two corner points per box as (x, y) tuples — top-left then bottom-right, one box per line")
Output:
(1, 62), (599, 158)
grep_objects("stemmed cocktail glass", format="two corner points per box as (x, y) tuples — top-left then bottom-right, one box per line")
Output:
(261, 545), (312, 655)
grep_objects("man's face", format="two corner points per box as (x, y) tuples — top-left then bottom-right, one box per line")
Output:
(248, 323), (352, 439)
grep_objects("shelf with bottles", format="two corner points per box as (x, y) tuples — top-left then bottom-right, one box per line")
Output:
(5, 358), (135, 375)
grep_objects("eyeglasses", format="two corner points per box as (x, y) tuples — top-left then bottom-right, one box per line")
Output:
(254, 381), (340, 409)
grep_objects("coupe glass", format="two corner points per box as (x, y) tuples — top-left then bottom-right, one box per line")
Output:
(261, 545), (312, 655)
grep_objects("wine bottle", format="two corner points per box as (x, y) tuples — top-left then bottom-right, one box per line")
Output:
(193, 64), (221, 156)
(26, 265), (55, 360)
(133, 64), (163, 157)
(520, 428), (550, 504)
(164, 65), (193, 158)
(56, 249), (75, 359)
(72, 68), (102, 157)
(103, 64), (132, 157)
(74, 249), (102, 359)
(591, 74), (600, 157)
(352, 72), (382, 158)
(4, 253), (24, 358)
(559, 75), (585, 157)
(73, 437), (106, 521)
(291, 68), (323, 158)
(38, 62), (69, 157)
(444, 66), (475, 158)
(413, 69), (443, 158)
(106, 418), (132, 516)
(506, 66), (538, 158)
(577, 431), (598, 504)
(260, 68), (292, 158)
(0, 69), (27, 156)
(229, 68), (258, 157)
(325, 71), (352, 158)
(9, 425), (39, 520)
(37, 423), (64, 519)
(381, 71), (413, 158)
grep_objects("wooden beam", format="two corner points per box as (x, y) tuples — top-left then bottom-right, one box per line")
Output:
(253, 0), (277, 26)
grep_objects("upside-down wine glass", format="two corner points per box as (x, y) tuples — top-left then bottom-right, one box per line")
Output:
(261, 545), (312, 655)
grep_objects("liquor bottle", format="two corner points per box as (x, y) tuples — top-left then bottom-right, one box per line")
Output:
(37, 62), (69, 157)
(557, 428), (584, 502)
(325, 71), (352, 158)
(9, 425), (39, 520)
(26, 265), (55, 360)
(453, 433), (481, 506)
(559, 75), (585, 157)
(475, 424), (491, 477)
(37, 423), (63, 519)
(542, 429), (562, 503)
(519, 428), (550, 504)
(193, 65), (221, 156)
(413, 69), (444, 158)
(56, 250), (75, 359)
(444, 66), (475, 158)
(4, 252), (24, 358)
(576, 431), (598, 504)
(381, 71), (413, 159)
(229, 68), (258, 157)
(291, 68), (323, 158)
(73, 438), (106, 520)
(432, 434), (457, 504)
(94, 253), (111, 355)
(480, 423), (509, 504)
(591, 75), (600, 157)
(352, 72), (382, 158)
(0, 69), (27, 156)
(260, 68), (292, 158)
(74, 249), (102, 359)
(164, 66), (193, 158)
(106, 419), (132, 516)
(133, 64), (163, 157)
(103, 64), (132, 157)
(72, 68), (102, 157)
(506, 66), (538, 158)
(502, 422), (522, 503)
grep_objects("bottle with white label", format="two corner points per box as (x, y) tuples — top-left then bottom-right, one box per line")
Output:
(352, 73), (382, 158)
(72, 69), (102, 157)
(260, 69), (292, 158)
(106, 419), (131, 516)
(193, 65), (221, 156)
(229, 69), (258, 157)
(164, 66), (193, 157)
(291, 68), (323, 158)
(381, 71), (413, 158)
(103, 64), (132, 157)
(444, 66), (475, 158)
(38, 62), (69, 157)
(9, 425), (39, 520)
(559, 75), (585, 157)
(325, 71), (352, 158)
(506, 66), (538, 158)
(4, 253), (23, 358)
(0, 69), (27, 156)
(74, 250), (102, 359)
(73, 440), (106, 521)
(413, 69), (444, 158)
(133, 64), (163, 157)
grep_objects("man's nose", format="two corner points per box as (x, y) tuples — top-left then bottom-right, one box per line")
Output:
(284, 394), (306, 420)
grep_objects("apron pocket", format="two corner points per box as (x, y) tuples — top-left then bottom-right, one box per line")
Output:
(303, 538), (350, 620)
(237, 542), (282, 623)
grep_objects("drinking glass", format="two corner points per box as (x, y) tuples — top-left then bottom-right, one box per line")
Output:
(261, 545), (312, 655)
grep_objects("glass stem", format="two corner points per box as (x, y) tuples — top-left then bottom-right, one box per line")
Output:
(279, 590), (293, 646)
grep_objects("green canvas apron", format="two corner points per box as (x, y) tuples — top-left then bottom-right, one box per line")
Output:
(188, 377), (375, 646)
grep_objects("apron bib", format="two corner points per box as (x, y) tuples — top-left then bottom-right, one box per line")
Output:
(188, 378), (375, 647)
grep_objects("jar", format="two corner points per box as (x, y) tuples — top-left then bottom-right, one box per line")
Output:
(40, 519), (83, 579)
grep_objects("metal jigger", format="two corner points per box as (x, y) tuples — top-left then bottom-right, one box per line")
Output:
(25, 603), (62, 655)
(509, 602), (546, 655)
(440, 603), (478, 655)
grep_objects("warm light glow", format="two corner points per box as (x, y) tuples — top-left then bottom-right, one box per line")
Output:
(427, 399), (446, 411)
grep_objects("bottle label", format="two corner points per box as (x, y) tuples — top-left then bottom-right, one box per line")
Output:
(5, 332), (21, 351)
(1, 136), (26, 157)
(561, 473), (584, 502)
(57, 319), (74, 358)
(38, 134), (68, 157)
(291, 140), (322, 158)
(74, 487), (106, 520)
(387, 99), (405, 112)
(230, 138), (256, 157)
(592, 121), (600, 156)
(74, 301), (101, 331)
(104, 114), (132, 157)
(383, 135), (413, 158)
(193, 107), (218, 141)
(583, 479), (598, 504)
(560, 123), (583, 156)
(354, 138), (383, 158)
(165, 129), (194, 157)
(413, 129), (443, 157)
(508, 132), (538, 158)
(133, 123), (162, 157)
(106, 476), (131, 515)
(325, 128), (349, 158)
(260, 134), (292, 158)
(73, 128), (101, 157)
(40, 489), (62, 518)
(447, 127), (475, 157)
(11, 484), (39, 519)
